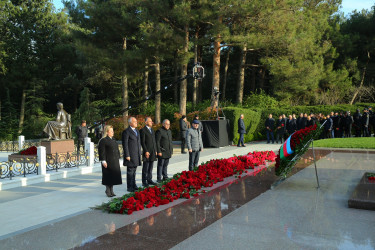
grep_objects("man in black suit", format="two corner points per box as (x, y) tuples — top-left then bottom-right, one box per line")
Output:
(122, 117), (142, 192)
(276, 115), (286, 144)
(265, 114), (275, 144)
(140, 117), (157, 187)
(237, 114), (246, 147)
(75, 120), (88, 155)
(286, 115), (297, 136)
(353, 109), (362, 137)
(155, 119), (173, 182)
(362, 108), (370, 137)
(179, 115), (188, 153)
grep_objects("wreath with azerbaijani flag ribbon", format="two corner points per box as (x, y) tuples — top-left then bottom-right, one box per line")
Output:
(275, 124), (323, 178)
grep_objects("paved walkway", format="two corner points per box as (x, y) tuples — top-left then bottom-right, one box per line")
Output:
(172, 150), (375, 250)
(1, 143), (374, 249)
(0, 141), (280, 245)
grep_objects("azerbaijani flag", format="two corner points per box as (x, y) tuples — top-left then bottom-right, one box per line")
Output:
(279, 132), (295, 160)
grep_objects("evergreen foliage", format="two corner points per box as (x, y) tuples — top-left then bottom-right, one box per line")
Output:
(1, 0), (375, 140)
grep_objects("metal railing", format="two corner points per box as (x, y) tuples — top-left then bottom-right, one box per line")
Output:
(0, 157), (38, 179)
(0, 140), (124, 180)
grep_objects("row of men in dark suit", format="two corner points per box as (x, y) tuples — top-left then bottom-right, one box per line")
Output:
(98, 117), (174, 195)
(122, 117), (174, 192)
(264, 107), (374, 144)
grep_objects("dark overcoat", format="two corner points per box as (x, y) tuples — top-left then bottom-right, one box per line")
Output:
(179, 118), (188, 138)
(238, 118), (246, 134)
(140, 126), (157, 162)
(98, 136), (122, 185)
(286, 118), (297, 134)
(265, 118), (275, 131)
(122, 127), (142, 167)
(155, 127), (173, 159)
(276, 119), (286, 134)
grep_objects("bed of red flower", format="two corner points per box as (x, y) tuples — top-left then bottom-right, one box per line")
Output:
(102, 150), (276, 215)
(7, 146), (38, 163)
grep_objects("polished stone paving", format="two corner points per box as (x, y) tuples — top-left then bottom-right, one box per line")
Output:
(0, 141), (280, 248)
(173, 150), (375, 250)
(1, 146), (375, 249)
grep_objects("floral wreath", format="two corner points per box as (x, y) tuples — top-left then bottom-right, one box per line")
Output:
(275, 124), (323, 178)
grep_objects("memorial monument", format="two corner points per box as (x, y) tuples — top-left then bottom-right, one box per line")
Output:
(43, 102), (72, 140)
(42, 102), (74, 154)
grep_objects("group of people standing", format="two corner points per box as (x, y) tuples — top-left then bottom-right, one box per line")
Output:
(98, 114), (204, 197)
(98, 117), (173, 196)
(264, 107), (375, 144)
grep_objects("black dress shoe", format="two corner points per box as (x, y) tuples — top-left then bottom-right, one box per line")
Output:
(127, 188), (135, 192)
(148, 180), (157, 185)
(157, 179), (162, 183)
(162, 177), (169, 181)
(142, 183), (149, 187)
(237, 145), (241, 147)
(134, 185), (139, 190)
(242, 145), (246, 147)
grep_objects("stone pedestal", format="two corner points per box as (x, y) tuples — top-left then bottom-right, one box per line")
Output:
(41, 139), (75, 155)
(348, 172), (375, 211)
(37, 146), (47, 175)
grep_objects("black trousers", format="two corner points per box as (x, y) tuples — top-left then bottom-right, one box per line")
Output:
(157, 158), (169, 180)
(77, 140), (84, 154)
(142, 161), (154, 184)
(189, 151), (200, 171)
(181, 137), (186, 153)
(126, 166), (137, 189)
(344, 125), (352, 138)
(276, 133), (284, 144)
(237, 133), (244, 146)
(363, 126), (370, 137)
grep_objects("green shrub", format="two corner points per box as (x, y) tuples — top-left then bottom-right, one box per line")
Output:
(243, 90), (279, 109)
(224, 102), (375, 143)
(222, 107), (263, 144)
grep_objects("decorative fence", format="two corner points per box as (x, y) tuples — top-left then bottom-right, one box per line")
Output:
(0, 141), (19, 152)
(0, 141), (124, 180)
(0, 151), (89, 180)
(0, 139), (42, 152)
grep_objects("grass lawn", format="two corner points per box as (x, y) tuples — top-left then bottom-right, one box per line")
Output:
(313, 137), (375, 149)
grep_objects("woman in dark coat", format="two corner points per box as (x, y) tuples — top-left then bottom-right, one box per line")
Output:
(98, 125), (122, 197)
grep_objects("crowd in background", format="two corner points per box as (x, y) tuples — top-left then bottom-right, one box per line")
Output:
(264, 107), (375, 144)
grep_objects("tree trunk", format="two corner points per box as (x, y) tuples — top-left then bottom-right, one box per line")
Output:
(122, 37), (129, 128)
(174, 62), (179, 104)
(193, 29), (199, 107)
(18, 89), (26, 134)
(179, 24), (189, 115)
(236, 45), (247, 104)
(250, 56), (256, 92)
(259, 67), (266, 89)
(350, 51), (370, 105)
(143, 58), (149, 109)
(222, 48), (230, 100)
(211, 33), (221, 108)
(155, 60), (161, 124)
(198, 45), (203, 102)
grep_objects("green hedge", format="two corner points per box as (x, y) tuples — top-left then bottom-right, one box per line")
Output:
(222, 103), (375, 143)
(222, 107), (263, 144)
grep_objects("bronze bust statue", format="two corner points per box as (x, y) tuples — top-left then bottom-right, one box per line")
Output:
(43, 102), (72, 140)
